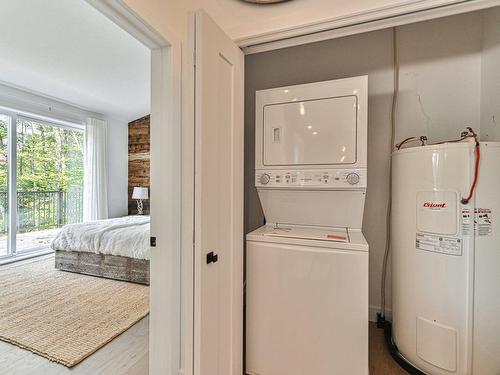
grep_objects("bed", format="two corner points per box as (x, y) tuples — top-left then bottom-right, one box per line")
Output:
(51, 215), (150, 285)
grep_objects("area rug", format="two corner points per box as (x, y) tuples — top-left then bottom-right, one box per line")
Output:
(0, 255), (149, 367)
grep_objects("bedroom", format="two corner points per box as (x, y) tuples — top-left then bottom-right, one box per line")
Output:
(0, 1), (152, 373)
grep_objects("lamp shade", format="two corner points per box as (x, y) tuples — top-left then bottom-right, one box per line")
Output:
(132, 187), (149, 200)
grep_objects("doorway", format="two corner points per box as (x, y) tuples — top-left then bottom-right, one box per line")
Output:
(0, 1), (181, 374)
(88, 2), (183, 374)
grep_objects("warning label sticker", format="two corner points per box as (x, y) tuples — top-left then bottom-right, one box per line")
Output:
(461, 208), (493, 237)
(475, 208), (493, 236)
(416, 233), (462, 256)
(462, 209), (472, 236)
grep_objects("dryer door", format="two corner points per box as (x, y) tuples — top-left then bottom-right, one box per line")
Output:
(263, 95), (357, 166)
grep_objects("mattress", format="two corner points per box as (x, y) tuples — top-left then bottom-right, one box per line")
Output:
(51, 215), (151, 260)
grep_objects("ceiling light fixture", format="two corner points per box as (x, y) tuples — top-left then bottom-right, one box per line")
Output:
(242, 0), (291, 3)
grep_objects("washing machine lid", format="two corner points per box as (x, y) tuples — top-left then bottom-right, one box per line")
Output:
(263, 225), (349, 243)
(247, 225), (368, 252)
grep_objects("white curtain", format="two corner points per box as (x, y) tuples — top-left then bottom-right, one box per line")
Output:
(83, 117), (109, 221)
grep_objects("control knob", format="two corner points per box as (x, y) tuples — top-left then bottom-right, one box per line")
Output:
(346, 173), (360, 185)
(260, 173), (271, 185)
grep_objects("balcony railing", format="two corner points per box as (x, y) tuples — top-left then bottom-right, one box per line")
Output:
(0, 190), (83, 235)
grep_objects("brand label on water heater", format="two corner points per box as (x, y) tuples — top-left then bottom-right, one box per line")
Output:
(416, 233), (462, 256)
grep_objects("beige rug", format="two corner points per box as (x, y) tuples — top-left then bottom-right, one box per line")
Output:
(0, 255), (149, 367)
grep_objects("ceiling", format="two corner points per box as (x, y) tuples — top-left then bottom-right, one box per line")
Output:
(0, 0), (150, 122)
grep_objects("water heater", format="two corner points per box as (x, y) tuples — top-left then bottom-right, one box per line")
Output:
(392, 141), (500, 374)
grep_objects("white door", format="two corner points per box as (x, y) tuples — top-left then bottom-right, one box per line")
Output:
(193, 10), (244, 375)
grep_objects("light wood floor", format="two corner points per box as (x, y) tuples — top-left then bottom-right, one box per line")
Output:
(1, 258), (405, 375)
(2, 318), (407, 375)
(370, 322), (409, 375)
(0, 316), (148, 375)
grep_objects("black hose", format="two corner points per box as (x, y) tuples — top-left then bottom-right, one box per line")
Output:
(382, 321), (430, 375)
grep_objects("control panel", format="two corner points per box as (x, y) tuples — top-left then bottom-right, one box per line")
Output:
(255, 169), (366, 189)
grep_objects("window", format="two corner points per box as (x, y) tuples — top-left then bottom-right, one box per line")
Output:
(0, 111), (84, 258)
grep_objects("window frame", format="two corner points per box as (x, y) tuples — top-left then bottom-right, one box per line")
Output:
(0, 107), (84, 260)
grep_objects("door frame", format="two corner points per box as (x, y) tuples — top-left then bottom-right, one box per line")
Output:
(85, 1), (183, 374)
(240, 0), (500, 54)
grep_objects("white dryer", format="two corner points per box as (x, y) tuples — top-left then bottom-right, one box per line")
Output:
(246, 76), (369, 375)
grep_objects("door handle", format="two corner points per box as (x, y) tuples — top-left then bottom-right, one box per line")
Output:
(206, 251), (218, 264)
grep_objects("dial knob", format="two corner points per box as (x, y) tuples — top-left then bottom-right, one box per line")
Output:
(346, 173), (360, 185)
(260, 173), (271, 185)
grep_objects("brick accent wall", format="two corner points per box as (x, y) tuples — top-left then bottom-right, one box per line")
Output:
(128, 115), (150, 215)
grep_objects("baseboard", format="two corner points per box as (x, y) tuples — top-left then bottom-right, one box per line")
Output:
(0, 248), (54, 266)
(369, 305), (392, 322)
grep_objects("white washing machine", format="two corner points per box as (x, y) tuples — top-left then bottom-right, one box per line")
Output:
(246, 76), (369, 375)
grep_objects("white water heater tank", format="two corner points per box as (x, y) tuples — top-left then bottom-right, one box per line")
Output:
(392, 141), (500, 375)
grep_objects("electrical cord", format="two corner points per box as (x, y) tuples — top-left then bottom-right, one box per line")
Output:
(395, 128), (480, 205)
(380, 27), (399, 319)
(460, 128), (480, 204)
(380, 28), (480, 321)
(396, 137), (417, 150)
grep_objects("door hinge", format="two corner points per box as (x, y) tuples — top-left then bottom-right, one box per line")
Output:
(206, 251), (218, 264)
(150, 236), (157, 247)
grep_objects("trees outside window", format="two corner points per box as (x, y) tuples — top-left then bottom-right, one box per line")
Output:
(0, 114), (84, 257)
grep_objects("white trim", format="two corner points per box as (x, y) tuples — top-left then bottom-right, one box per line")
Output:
(7, 114), (16, 257)
(86, 1), (183, 375)
(241, 0), (500, 54)
(16, 113), (84, 132)
(0, 82), (102, 125)
(180, 13), (196, 375)
(149, 45), (182, 375)
(0, 249), (53, 266)
(85, 0), (171, 48)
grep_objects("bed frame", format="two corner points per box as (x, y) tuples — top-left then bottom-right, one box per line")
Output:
(55, 250), (150, 285)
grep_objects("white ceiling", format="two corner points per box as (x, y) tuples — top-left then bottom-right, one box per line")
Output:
(0, 0), (150, 122)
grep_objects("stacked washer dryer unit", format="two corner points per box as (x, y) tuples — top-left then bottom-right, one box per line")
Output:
(246, 76), (369, 375)
(392, 141), (500, 375)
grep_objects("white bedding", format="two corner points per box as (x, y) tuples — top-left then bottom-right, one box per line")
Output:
(51, 215), (151, 260)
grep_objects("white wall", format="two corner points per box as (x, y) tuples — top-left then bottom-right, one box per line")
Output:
(106, 118), (129, 218)
(0, 1), (150, 121)
(396, 12), (483, 143)
(481, 7), (500, 140)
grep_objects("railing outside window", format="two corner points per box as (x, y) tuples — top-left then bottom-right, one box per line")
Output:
(0, 190), (83, 235)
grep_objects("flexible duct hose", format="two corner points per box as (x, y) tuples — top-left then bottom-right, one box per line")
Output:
(380, 27), (399, 318)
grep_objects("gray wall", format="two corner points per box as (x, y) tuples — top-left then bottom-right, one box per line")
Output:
(244, 29), (395, 315)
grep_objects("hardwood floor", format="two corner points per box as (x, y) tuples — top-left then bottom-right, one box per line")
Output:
(370, 322), (409, 375)
(1, 319), (407, 375)
(0, 257), (404, 375)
